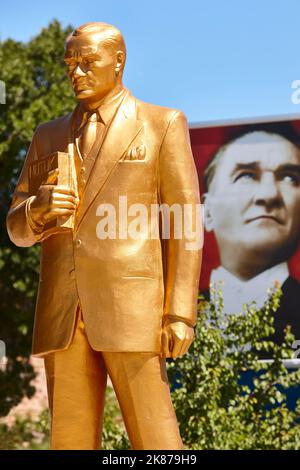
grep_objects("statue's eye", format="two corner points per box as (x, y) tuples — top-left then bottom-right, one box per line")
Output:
(65, 61), (76, 69)
(83, 59), (95, 65)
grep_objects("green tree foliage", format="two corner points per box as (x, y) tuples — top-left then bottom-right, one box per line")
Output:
(0, 20), (76, 416)
(168, 288), (300, 449)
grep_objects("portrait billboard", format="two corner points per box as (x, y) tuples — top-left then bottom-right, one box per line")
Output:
(190, 117), (300, 350)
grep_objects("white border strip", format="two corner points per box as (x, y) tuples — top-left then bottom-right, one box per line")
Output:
(189, 113), (300, 129)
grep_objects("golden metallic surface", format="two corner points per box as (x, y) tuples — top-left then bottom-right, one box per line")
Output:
(45, 308), (183, 450)
(6, 21), (202, 449)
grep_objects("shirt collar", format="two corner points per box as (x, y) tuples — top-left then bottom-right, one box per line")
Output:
(77, 86), (127, 130)
(210, 262), (289, 313)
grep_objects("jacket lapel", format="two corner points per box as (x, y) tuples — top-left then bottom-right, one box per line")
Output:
(74, 91), (143, 231)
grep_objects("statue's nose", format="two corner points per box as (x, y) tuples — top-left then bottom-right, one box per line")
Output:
(73, 64), (85, 78)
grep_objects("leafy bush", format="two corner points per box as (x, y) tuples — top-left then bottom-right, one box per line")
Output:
(0, 409), (49, 450)
(168, 287), (300, 449)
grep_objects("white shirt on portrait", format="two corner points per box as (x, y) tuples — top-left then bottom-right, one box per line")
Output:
(209, 262), (289, 314)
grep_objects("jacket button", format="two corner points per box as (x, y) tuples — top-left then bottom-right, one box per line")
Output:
(75, 239), (82, 248)
(80, 166), (86, 173)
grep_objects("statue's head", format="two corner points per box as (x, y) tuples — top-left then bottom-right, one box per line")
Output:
(64, 22), (126, 106)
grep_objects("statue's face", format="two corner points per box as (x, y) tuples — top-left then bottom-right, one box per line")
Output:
(64, 33), (118, 104)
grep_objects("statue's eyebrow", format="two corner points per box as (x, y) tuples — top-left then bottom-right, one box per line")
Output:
(64, 45), (98, 61)
(80, 45), (98, 56)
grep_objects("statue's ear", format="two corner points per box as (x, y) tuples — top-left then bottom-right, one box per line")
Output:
(115, 50), (125, 76)
(203, 193), (214, 232)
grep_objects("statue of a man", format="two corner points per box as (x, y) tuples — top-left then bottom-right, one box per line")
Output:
(7, 22), (202, 450)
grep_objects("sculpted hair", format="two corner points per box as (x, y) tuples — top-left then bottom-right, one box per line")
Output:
(204, 122), (300, 191)
(66, 22), (126, 70)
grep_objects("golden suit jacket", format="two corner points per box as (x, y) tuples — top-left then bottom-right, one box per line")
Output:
(7, 89), (202, 356)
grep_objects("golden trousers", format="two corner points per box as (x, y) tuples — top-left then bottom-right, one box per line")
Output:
(43, 308), (183, 450)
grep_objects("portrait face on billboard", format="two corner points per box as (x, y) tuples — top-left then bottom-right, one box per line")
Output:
(190, 119), (300, 348)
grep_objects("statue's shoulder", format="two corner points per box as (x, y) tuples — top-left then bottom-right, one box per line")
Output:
(135, 96), (185, 125)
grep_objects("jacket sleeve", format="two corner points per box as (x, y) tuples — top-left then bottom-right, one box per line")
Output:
(159, 110), (202, 327)
(6, 127), (45, 247)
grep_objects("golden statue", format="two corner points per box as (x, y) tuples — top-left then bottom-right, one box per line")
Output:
(7, 22), (202, 450)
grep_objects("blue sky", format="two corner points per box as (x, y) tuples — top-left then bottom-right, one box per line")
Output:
(1, 0), (300, 124)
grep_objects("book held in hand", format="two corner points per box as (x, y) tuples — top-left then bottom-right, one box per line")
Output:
(28, 151), (78, 232)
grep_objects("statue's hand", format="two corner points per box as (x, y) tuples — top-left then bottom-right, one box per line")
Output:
(29, 169), (79, 226)
(161, 319), (195, 359)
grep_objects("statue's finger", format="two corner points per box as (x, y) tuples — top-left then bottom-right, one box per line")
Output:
(161, 328), (172, 358)
(42, 169), (59, 185)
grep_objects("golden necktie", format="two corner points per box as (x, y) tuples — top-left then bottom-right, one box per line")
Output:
(79, 112), (99, 159)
